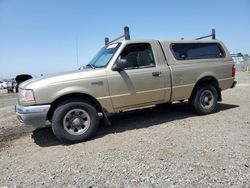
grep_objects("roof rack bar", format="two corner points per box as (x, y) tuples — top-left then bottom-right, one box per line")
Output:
(107, 35), (125, 44)
(105, 26), (130, 45)
(212, 29), (216, 39)
(105, 37), (109, 45)
(124, 26), (130, 40)
(195, 29), (216, 40)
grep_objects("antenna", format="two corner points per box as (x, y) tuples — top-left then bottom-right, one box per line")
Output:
(75, 36), (79, 68)
(105, 26), (131, 45)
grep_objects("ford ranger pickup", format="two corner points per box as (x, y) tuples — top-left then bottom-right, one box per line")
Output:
(16, 27), (236, 143)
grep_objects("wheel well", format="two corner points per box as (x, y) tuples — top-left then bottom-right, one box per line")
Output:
(190, 76), (221, 101)
(46, 93), (103, 122)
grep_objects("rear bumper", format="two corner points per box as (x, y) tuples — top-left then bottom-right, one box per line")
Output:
(16, 104), (51, 128)
(231, 81), (237, 88)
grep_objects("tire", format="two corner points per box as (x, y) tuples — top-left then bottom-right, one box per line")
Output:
(189, 84), (218, 115)
(51, 99), (99, 144)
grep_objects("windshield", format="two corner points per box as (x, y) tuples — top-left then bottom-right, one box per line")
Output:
(82, 43), (121, 69)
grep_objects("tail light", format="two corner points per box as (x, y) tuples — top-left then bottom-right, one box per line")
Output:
(232, 64), (236, 77)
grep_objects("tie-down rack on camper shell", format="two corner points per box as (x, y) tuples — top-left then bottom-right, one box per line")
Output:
(104, 26), (216, 45)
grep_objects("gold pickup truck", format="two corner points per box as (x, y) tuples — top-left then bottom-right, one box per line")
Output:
(16, 27), (236, 143)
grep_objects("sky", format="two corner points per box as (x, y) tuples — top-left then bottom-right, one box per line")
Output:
(0, 0), (250, 78)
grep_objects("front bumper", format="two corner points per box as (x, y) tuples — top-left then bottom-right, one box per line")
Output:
(16, 104), (51, 128)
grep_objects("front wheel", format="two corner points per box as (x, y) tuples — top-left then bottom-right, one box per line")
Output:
(52, 100), (99, 144)
(189, 84), (218, 115)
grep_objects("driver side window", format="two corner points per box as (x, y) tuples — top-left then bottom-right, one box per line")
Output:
(120, 43), (155, 69)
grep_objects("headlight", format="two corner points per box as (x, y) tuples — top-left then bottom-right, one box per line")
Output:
(19, 89), (36, 105)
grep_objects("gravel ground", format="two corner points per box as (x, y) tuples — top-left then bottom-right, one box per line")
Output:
(0, 91), (32, 142)
(0, 72), (249, 187)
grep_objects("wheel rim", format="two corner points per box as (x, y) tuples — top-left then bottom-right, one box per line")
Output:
(63, 109), (90, 136)
(200, 89), (214, 109)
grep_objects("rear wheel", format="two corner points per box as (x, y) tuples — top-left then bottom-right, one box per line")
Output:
(52, 99), (99, 144)
(189, 84), (218, 115)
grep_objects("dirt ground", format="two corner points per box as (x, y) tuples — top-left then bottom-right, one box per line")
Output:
(0, 72), (249, 187)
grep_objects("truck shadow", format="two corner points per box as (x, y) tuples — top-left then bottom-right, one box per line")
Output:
(32, 102), (239, 147)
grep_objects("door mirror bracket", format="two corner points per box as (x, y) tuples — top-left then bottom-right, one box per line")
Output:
(112, 59), (128, 71)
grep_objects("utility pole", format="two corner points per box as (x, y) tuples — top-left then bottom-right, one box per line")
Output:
(76, 36), (79, 69)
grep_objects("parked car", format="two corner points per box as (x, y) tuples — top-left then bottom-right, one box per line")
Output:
(0, 81), (7, 89)
(16, 27), (236, 143)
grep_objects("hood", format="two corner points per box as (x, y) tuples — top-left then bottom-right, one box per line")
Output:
(20, 69), (104, 90)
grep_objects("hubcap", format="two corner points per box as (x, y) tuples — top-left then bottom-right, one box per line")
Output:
(200, 89), (214, 109)
(72, 117), (81, 126)
(63, 109), (90, 136)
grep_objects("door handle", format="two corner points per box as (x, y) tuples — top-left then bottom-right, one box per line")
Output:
(152, 71), (162, 77)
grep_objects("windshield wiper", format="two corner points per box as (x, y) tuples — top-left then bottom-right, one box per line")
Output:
(78, 66), (85, 70)
(79, 64), (96, 70)
(85, 64), (96, 69)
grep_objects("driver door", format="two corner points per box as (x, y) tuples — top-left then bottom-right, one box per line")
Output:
(107, 43), (166, 110)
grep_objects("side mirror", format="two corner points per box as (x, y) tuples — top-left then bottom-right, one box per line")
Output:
(112, 59), (128, 71)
